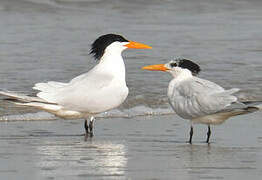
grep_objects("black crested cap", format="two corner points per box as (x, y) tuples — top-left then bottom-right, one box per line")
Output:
(90, 34), (129, 60)
(176, 58), (201, 75)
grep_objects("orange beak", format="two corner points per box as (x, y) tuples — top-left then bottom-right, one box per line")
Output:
(124, 41), (152, 49)
(141, 64), (169, 71)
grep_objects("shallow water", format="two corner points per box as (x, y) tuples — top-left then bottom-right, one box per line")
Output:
(0, 0), (262, 179)
(1, 113), (262, 180)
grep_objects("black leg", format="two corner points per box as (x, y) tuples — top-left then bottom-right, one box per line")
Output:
(84, 117), (95, 140)
(84, 119), (89, 134)
(84, 119), (89, 141)
(206, 125), (211, 143)
(89, 119), (94, 137)
(189, 126), (193, 144)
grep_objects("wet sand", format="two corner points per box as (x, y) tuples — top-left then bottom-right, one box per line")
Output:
(0, 112), (262, 180)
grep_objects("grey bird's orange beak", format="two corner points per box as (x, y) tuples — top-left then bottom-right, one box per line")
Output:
(141, 64), (169, 71)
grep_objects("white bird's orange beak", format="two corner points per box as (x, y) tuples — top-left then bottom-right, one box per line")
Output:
(141, 64), (169, 71)
(124, 41), (152, 49)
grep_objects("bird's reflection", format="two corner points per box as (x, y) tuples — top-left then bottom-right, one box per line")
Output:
(35, 139), (127, 178)
(173, 144), (257, 179)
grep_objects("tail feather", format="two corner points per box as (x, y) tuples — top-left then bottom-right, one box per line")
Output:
(218, 102), (260, 117)
(16, 102), (62, 111)
(12, 101), (82, 119)
(0, 90), (64, 115)
(227, 107), (259, 117)
(0, 90), (47, 103)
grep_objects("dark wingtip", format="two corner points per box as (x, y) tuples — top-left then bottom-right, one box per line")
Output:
(244, 106), (259, 112)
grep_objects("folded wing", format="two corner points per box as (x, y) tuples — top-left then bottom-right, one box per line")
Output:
(168, 77), (240, 119)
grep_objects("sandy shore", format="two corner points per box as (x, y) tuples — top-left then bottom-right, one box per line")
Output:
(0, 112), (262, 180)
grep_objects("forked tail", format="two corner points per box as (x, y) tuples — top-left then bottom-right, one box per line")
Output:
(0, 90), (62, 113)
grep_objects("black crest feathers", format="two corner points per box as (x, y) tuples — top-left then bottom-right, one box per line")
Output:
(90, 34), (129, 60)
(176, 58), (201, 75)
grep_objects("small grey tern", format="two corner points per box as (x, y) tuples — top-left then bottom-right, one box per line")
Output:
(142, 58), (261, 143)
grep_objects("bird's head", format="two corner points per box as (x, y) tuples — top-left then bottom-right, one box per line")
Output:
(142, 58), (201, 77)
(90, 34), (152, 60)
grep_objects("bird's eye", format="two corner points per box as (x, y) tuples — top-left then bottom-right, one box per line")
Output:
(170, 63), (177, 67)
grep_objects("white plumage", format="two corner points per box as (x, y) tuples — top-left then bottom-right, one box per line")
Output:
(0, 34), (152, 137)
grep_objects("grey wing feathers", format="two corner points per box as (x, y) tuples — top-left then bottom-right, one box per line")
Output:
(192, 78), (225, 93)
(199, 88), (239, 112)
(192, 78), (239, 115)
(169, 77), (240, 119)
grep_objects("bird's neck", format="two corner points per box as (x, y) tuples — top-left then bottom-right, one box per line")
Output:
(171, 69), (193, 82)
(99, 51), (126, 81)
(168, 70), (193, 92)
(167, 71), (193, 100)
